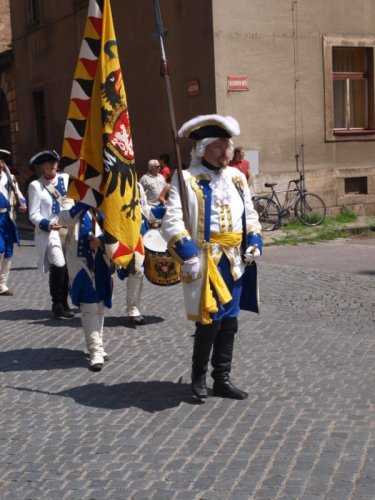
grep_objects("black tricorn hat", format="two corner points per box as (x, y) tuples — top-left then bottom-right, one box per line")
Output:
(178, 114), (240, 140)
(0, 149), (11, 162)
(29, 149), (60, 166)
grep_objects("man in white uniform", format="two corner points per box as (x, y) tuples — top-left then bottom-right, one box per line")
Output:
(28, 150), (74, 319)
(161, 115), (262, 400)
(0, 149), (27, 296)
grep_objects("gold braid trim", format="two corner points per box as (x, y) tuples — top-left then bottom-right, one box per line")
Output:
(189, 175), (207, 247)
(167, 230), (191, 264)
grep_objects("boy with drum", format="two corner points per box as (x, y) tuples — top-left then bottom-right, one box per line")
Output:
(117, 182), (165, 325)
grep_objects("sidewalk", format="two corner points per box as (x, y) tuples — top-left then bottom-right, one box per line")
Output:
(18, 213), (375, 246)
(262, 215), (375, 246)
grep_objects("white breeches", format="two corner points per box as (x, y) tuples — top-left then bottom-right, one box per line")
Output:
(80, 301), (105, 365)
(126, 271), (144, 317)
(47, 231), (66, 268)
(0, 255), (11, 292)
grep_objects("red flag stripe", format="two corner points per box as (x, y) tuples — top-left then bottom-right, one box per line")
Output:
(65, 137), (84, 158)
(88, 16), (103, 37)
(71, 98), (91, 117)
(80, 58), (99, 79)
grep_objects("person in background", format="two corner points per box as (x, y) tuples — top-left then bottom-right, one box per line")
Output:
(158, 182), (170, 206)
(117, 182), (165, 325)
(159, 153), (172, 182)
(139, 159), (166, 207)
(28, 150), (75, 319)
(229, 146), (252, 186)
(0, 149), (27, 296)
(161, 114), (262, 400)
(158, 162), (188, 206)
(58, 203), (112, 371)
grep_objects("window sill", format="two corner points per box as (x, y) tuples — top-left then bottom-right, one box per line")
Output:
(334, 129), (375, 136)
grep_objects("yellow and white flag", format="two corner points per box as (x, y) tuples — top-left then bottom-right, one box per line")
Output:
(61, 0), (143, 267)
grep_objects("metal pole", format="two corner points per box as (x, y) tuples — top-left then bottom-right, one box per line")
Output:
(300, 143), (305, 192)
(151, 0), (190, 232)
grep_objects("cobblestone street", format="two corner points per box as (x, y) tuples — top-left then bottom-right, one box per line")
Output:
(0, 237), (374, 499)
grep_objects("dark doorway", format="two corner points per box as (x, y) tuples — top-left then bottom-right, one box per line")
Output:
(0, 90), (11, 150)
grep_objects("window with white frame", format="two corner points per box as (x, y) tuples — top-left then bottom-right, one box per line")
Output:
(333, 47), (369, 130)
(323, 35), (375, 141)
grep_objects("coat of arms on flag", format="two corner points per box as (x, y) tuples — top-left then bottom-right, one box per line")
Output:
(61, 0), (143, 269)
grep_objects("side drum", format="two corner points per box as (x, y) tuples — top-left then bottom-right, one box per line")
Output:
(143, 228), (181, 286)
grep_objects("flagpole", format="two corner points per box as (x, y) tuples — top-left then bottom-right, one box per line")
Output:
(151, 0), (190, 233)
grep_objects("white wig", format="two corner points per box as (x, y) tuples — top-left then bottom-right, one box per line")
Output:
(189, 137), (234, 167)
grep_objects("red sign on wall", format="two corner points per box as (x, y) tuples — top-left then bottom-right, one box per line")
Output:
(187, 79), (200, 96)
(227, 76), (249, 91)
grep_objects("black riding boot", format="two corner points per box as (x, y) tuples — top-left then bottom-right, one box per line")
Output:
(191, 320), (221, 399)
(61, 265), (73, 314)
(49, 265), (74, 319)
(211, 317), (248, 400)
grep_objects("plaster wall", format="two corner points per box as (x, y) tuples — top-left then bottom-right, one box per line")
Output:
(212, 0), (375, 213)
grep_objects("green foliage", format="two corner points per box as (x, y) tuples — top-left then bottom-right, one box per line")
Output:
(272, 229), (351, 246)
(334, 206), (358, 223)
(268, 228), (374, 247)
(281, 205), (357, 232)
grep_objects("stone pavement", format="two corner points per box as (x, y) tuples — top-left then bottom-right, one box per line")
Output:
(0, 237), (374, 499)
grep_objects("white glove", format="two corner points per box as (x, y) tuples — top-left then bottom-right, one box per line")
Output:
(182, 256), (200, 281)
(243, 245), (261, 264)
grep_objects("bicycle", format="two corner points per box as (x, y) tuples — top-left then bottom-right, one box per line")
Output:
(252, 174), (326, 231)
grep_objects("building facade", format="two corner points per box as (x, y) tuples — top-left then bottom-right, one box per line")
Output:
(8, 0), (375, 213)
(0, 0), (18, 171)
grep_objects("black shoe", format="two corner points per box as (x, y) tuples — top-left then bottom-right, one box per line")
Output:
(0, 290), (13, 296)
(130, 315), (146, 325)
(213, 380), (248, 400)
(53, 303), (75, 320)
(89, 363), (103, 372)
(63, 308), (75, 319)
(191, 374), (208, 399)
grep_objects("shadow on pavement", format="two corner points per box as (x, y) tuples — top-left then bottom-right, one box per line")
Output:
(0, 308), (81, 326)
(356, 270), (375, 276)
(105, 315), (165, 328)
(0, 347), (88, 371)
(11, 266), (38, 271)
(8, 380), (196, 412)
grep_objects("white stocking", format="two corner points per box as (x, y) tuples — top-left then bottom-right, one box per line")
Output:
(80, 302), (104, 365)
(126, 271), (143, 317)
(97, 301), (108, 359)
(0, 256), (11, 293)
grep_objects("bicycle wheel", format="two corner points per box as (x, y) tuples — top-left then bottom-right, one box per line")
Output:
(253, 197), (281, 231)
(295, 193), (326, 226)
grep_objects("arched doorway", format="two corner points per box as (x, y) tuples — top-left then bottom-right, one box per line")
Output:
(0, 90), (11, 150)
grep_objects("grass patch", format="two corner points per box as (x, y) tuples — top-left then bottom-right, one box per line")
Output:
(270, 229), (352, 246)
(281, 205), (358, 232)
(332, 210), (358, 224)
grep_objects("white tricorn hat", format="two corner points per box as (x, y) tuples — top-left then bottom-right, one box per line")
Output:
(178, 114), (240, 140)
